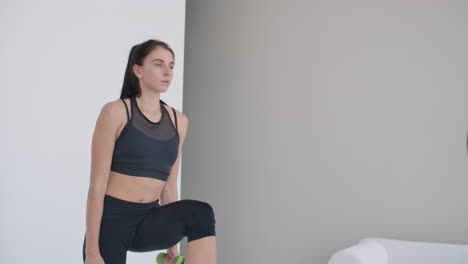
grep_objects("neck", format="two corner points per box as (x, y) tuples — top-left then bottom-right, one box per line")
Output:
(136, 92), (161, 112)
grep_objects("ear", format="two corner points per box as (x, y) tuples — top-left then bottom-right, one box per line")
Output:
(132, 64), (142, 78)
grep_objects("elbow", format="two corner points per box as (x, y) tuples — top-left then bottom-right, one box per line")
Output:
(87, 179), (109, 198)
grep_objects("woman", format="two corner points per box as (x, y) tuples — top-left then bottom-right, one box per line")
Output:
(82, 39), (217, 264)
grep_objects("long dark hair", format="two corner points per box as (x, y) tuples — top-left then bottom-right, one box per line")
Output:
(119, 39), (175, 99)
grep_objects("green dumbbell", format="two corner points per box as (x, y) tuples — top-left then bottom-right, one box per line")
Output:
(156, 253), (185, 264)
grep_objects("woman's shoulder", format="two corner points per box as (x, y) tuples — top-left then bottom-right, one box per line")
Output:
(104, 98), (129, 112)
(162, 102), (188, 123)
(98, 98), (130, 124)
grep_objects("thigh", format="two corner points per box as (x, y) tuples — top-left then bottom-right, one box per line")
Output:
(129, 199), (202, 252)
(83, 197), (147, 263)
(82, 221), (129, 264)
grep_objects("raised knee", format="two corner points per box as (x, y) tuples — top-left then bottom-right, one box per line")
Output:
(198, 200), (214, 215)
(183, 199), (214, 214)
(183, 200), (216, 242)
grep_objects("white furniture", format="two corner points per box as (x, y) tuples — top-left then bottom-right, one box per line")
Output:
(328, 238), (468, 264)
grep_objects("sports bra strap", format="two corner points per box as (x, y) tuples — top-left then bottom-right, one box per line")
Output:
(159, 100), (176, 131)
(120, 98), (130, 121)
(172, 107), (178, 132)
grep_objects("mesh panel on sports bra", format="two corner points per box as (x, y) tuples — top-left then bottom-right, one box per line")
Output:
(128, 97), (178, 141)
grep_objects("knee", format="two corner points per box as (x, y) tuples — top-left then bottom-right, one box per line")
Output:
(198, 201), (215, 216)
(183, 200), (216, 241)
(185, 200), (216, 221)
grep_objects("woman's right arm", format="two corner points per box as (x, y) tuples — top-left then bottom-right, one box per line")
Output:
(85, 102), (120, 257)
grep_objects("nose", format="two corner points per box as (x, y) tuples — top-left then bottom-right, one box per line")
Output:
(163, 66), (172, 75)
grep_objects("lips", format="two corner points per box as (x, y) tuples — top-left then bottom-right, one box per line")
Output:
(161, 80), (170, 83)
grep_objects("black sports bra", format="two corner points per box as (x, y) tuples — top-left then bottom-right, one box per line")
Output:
(110, 97), (180, 181)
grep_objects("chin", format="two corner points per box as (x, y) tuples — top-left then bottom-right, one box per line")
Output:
(152, 86), (169, 93)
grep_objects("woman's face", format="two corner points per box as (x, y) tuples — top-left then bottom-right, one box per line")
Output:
(134, 47), (175, 93)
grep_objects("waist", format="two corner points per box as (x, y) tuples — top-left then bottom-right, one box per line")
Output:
(104, 194), (160, 208)
(106, 170), (166, 203)
(101, 194), (160, 217)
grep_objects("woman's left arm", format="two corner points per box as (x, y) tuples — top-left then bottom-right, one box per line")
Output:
(161, 110), (188, 206)
(161, 110), (188, 260)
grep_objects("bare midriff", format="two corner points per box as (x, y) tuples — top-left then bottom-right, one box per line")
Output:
(105, 170), (166, 204)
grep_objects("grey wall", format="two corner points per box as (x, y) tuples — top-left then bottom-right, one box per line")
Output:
(181, 1), (468, 263)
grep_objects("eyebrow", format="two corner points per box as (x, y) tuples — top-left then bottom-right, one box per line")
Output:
(152, 59), (175, 64)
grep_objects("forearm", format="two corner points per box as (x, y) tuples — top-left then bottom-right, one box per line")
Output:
(161, 189), (181, 252)
(160, 187), (179, 206)
(85, 189), (106, 255)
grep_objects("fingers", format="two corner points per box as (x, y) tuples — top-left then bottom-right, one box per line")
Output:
(164, 255), (173, 264)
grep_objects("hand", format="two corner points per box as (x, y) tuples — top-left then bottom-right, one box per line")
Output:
(164, 245), (179, 264)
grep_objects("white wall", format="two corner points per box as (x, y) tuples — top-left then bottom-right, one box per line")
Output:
(1, 1), (186, 263)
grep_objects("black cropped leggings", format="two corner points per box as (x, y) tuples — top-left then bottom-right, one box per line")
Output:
(82, 194), (216, 264)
